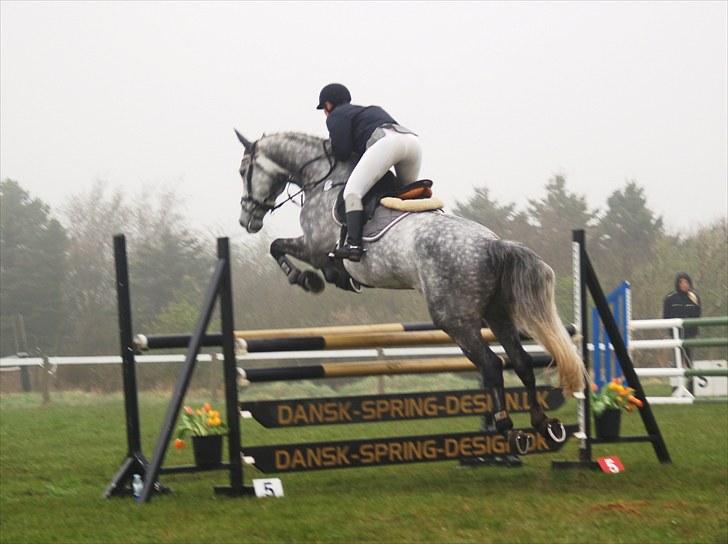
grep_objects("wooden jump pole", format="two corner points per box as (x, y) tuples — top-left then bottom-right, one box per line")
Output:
(234, 322), (434, 339)
(236, 330), (499, 353)
(135, 325), (576, 351)
(237, 354), (554, 383)
(237, 325), (576, 354)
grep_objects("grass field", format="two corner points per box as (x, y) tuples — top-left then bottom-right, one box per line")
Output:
(1, 381), (727, 544)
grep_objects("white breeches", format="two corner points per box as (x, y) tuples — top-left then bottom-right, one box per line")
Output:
(343, 129), (422, 212)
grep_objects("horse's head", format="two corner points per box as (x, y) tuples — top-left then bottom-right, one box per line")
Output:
(235, 130), (291, 233)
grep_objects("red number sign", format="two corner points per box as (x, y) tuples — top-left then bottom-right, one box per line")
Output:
(597, 456), (625, 474)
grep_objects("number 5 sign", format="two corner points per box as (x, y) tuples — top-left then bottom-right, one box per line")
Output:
(253, 478), (285, 498)
(597, 456), (625, 474)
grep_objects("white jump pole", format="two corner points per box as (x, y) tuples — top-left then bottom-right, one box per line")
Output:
(572, 239), (588, 446)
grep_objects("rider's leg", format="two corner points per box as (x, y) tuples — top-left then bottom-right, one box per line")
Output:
(343, 131), (407, 205)
(393, 134), (422, 185)
(337, 132), (409, 261)
(335, 194), (367, 261)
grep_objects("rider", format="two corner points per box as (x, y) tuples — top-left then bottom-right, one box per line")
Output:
(317, 83), (422, 261)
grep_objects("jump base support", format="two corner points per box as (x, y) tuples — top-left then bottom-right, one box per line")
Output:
(214, 485), (256, 497)
(551, 460), (600, 470)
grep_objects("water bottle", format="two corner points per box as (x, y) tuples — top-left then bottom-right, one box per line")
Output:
(132, 474), (143, 500)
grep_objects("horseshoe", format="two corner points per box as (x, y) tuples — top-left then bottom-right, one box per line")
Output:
(547, 421), (567, 443)
(510, 431), (533, 455)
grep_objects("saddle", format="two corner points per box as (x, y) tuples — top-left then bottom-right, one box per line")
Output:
(324, 175), (442, 294)
(333, 174), (437, 224)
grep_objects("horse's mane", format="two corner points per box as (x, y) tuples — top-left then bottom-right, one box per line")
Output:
(256, 132), (330, 174)
(262, 131), (324, 147)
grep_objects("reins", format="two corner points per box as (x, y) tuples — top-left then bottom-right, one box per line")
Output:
(271, 140), (338, 211)
(242, 139), (338, 213)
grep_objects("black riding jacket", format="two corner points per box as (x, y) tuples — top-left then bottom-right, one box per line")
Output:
(663, 273), (702, 337)
(326, 103), (397, 161)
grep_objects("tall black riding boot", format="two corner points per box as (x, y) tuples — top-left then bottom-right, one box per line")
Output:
(334, 210), (366, 262)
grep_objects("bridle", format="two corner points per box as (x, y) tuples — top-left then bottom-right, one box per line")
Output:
(240, 140), (283, 213)
(240, 139), (337, 214)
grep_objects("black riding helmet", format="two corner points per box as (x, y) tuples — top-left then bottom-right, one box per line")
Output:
(316, 83), (351, 110)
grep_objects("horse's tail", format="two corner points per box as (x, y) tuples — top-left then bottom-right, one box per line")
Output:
(495, 241), (587, 395)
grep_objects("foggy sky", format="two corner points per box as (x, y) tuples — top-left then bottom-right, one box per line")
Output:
(1, 1), (726, 239)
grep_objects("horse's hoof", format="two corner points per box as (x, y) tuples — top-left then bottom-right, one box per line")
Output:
(494, 411), (513, 434)
(496, 454), (523, 468)
(287, 269), (301, 285)
(300, 271), (325, 293)
(508, 430), (533, 455)
(458, 455), (522, 468)
(538, 418), (567, 445)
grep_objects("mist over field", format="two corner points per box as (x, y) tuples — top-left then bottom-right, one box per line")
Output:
(1, 1), (726, 239)
(1, 1), (726, 360)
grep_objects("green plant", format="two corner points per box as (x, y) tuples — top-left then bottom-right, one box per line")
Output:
(591, 378), (644, 416)
(174, 402), (227, 449)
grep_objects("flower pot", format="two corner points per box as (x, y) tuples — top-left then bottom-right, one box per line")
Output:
(191, 435), (224, 467)
(594, 408), (621, 440)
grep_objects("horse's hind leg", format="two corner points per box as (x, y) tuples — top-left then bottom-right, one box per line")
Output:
(485, 313), (567, 446)
(475, 342), (523, 467)
(439, 321), (514, 435)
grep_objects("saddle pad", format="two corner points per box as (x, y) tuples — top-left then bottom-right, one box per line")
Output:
(333, 177), (435, 224)
(332, 202), (410, 240)
(380, 196), (444, 212)
(361, 206), (411, 242)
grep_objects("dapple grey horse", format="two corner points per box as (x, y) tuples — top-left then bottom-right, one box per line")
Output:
(235, 130), (585, 453)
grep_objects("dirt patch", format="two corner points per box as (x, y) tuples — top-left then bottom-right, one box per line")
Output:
(589, 501), (649, 515)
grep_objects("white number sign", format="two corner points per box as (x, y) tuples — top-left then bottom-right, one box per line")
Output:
(252, 478), (284, 498)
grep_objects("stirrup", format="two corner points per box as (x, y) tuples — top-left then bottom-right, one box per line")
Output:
(333, 243), (365, 262)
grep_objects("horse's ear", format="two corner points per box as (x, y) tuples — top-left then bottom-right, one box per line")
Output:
(234, 129), (253, 151)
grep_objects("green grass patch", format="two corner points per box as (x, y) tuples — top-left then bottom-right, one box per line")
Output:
(1, 389), (727, 543)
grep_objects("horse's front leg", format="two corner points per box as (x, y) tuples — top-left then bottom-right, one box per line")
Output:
(270, 237), (325, 294)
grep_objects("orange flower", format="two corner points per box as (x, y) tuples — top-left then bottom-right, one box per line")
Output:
(174, 438), (185, 449)
(592, 383), (599, 392)
(628, 396), (644, 408)
(184, 406), (193, 415)
(203, 403), (212, 413)
(608, 383), (621, 392)
(619, 387), (633, 397)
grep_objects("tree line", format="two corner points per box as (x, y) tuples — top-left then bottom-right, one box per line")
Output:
(1, 176), (725, 385)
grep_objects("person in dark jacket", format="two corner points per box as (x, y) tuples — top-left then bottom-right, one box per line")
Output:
(663, 273), (702, 334)
(317, 83), (422, 261)
(663, 272), (702, 363)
